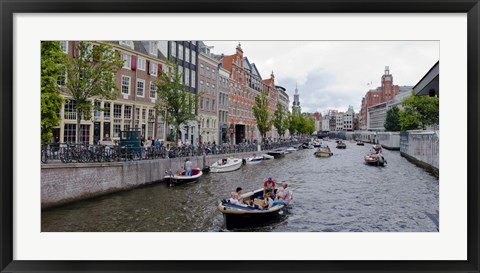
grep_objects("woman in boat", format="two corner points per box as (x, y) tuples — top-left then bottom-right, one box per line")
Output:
(230, 187), (243, 203)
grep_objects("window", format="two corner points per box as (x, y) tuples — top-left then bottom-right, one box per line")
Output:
(137, 57), (146, 71)
(185, 49), (190, 63)
(192, 51), (196, 65)
(200, 80), (204, 93)
(148, 109), (155, 121)
(212, 99), (215, 111)
(113, 124), (121, 138)
(121, 53), (131, 69)
(191, 71), (196, 88)
(200, 97), (204, 109)
(60, 41), (68, 53)
(103, 102), (111, 120)
(185, 68), (190, 86)
(170, 41), (176, 57)
(207, 66), (210, 78)
(114, 104), (122, 119)
(206, 83), (210, 94)
(200, 64), (204, 75)
(57, 69), (66, 86)
(124, 105), (132, 119)
(178, 44), (184, 60)
(212, 70), (216, 80)
(179, 66), (184, 82)
(63, 124), (76, 143)
(121, 76), (130, 95)
(149, 62), (158, 76)
(206, 99), (210, 111)
(149, 41), (156, 55)
(94, 101), (101, 120)
(142, 109), (146, 124)
(136, 79), (145, 97)
(64, 100), (76, 120)
(149, 82), (156, 98)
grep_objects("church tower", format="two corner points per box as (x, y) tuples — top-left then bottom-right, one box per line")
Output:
(292, 82), (301, 115)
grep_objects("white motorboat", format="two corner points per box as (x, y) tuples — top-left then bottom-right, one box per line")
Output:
(286, 147), (298, 152)
(246, 155), (264, 164)
(262, 154), (274, 160)
(210, 157), (243, 173)
(164, 168), (203, 185)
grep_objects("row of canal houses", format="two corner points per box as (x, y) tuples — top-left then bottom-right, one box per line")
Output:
(54, 41), (289, 145)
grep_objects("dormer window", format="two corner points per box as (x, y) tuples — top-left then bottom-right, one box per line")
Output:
(149, 41), (157, 55)
(119, 41), (133, 49)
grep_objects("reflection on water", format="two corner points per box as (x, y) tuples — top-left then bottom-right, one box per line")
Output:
(42, 142), (439, 232)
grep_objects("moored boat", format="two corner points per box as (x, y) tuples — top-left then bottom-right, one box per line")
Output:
(210, 157), (243, 173)
(314, 146), (333, 157)
(217, 188), (293, 230)
(286, 147), (298, 152)
(246, 155), (264, 164)
(262, 154), (274, 160)
(164, 168), (203, 185)
(267, 148), (287, 158)
(356, 140), (365, 146)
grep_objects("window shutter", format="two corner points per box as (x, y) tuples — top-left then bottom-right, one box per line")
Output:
(73, 41), (79, 58)
(146, 60), (150, 75)
(158, 64), (162, 75)
(131, 55), (137, 71)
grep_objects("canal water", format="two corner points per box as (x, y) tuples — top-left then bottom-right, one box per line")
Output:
(42, 141), (439, 232)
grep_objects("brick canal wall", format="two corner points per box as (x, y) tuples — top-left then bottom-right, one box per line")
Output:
(41, 151), (262, 209)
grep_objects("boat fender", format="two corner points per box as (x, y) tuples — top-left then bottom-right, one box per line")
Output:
(242, 158), (247, 165)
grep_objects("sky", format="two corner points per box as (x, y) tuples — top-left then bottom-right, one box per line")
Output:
(205, 41), (439, 114)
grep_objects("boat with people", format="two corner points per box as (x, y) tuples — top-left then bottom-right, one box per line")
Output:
(210, 157), (243, 173)
(372, 144), (382, 153)
(164, 168), (203, 185)
(217, 187), (293, 230)
(336, 141), (347, 149)
(364, 152), (387, 166)
(314, 145), (333, 157)
(313, 140), (322, 148)
(245, 155), (265, 164)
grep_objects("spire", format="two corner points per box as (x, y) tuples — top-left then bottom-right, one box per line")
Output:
(295, 82), (298, 94)
(236, 42), (243, 53)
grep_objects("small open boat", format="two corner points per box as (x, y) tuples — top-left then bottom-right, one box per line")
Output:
(246, 155), (264, 164)
(356, 140), (365, 146)
(164, 168), (203, 185)
(210, 157), (243, 173)
(364, 153), (387, 166)
(262, 154), (274, 160)
(218, 188), (293, 230)
(286, 147), (298, 152)
(336, 141), (347, 149)
(267, 148), (287, 158)
(314, 146), (333, 157)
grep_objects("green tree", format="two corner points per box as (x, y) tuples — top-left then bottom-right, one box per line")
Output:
(399, 92), (439, 130)
(155, 64), (199, 144)
(63, 41), (123, 142)
(272, 102), (288, 137)
(384, 106), (401, 131)
(287, 112), (299, 136)
(252, 91), (272, 141)
(41, 41), (65, 144)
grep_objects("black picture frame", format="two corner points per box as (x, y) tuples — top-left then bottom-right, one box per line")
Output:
(1, 0), (479, 272)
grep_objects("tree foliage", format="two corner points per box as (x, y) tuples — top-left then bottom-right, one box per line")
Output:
(384, 106), (401, 131)
(62, 41), (123, 142)
(252, 91), (272, 140)
(154, 64), (199, 144)
(41, 41), (65, 144)
(272, 102), (288, 137)
(298, 114), (316, 135)
(287, 112), (299, 136)
(399, 92), (439, 130)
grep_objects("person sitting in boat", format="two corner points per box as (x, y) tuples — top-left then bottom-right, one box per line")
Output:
(230, 187), (244, 203)
(275, 183), (291, 205)
(263, 177), (276, 198)
(264, 193), (285, 209)
(184, 158), (192, 176)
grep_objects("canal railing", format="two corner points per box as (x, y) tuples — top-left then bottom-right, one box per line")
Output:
(41, 139), (310, 164)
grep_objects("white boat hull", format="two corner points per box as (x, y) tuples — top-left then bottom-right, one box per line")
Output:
(210, 158), (243, 173)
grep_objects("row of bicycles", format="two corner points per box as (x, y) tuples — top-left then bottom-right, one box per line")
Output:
(41, 139), (309, 164)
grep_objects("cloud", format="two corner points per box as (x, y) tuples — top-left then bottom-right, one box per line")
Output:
(206, 40), (439, 114)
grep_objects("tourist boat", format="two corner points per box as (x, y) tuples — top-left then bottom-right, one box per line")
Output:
(217, 188), (293, 230)
(314, 146), (333, 157)
(262, 154), (274, 160)
(356, 140), (365, 146)
(246, 155), (264, 164)
(364, 152), (387, 166)
(164, 168), (203, 185)
(372, 144), (382, 153)
(336, 141), (347, 149)
(210, 157), (243, 173)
